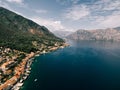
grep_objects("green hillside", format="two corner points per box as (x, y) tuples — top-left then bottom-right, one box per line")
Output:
(0, 7), (64, 53)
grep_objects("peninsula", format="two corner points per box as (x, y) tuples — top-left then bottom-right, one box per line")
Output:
(0, 7), (68, 90)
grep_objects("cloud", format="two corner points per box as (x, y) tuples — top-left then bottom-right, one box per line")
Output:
(0, 0), (28, 16)
(95, 0), (120, 11)
(97, 14), (120, 28)
(31, 17), (74, 31)
(71, 0), (79, 4)
(1, 0), (27, 8)
(5, 0), (23, 4)
(31, 17), (66, 31)
(4, 0), (27, 8)
(0, 0), (10, 8)
(56, 0), (79, 5)
(1, 0), (120, 31)
(63, 4), (90, 20)
(89, 0), (120, 28)
(62, 0), (120, 29)
(35, 9), (47, 14)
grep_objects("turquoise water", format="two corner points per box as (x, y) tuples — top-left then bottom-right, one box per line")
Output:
(21, 41), (120, 90)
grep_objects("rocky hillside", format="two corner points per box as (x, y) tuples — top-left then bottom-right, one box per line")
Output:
(67, 28), (120, 41)
(0, 7), (64, 53)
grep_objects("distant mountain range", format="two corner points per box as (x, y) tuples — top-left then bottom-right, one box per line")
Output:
(0, 7), (64, 53)
(53, 30), (72, 38)
(114, 27), (120, 30)
(66, 28), (120, 41)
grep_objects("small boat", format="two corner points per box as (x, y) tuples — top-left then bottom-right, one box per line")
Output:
(34, 79), (37, 82)
(35, 54), (39, 56)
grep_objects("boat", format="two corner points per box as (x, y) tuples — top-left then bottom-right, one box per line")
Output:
(34, 79), (37, 82)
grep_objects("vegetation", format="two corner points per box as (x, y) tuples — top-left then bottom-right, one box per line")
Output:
(0, 7), (64, 53)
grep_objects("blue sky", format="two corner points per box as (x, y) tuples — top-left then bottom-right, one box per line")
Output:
(0, 0), (120, 31)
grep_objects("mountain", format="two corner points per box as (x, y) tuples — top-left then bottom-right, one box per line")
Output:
(0, 7), (64, 53)
(53, 30), (72, 38)
(66, 28), (120, 41)
(114, 27), (120, 30)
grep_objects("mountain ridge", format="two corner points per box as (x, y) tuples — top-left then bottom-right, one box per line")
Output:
(66, 28), (120, 41)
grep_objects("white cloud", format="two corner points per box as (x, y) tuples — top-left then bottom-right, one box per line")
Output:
(98, 14), (120, 28)
(63, 5), (90, 20)
(56, 0), (79, 5)
(71, 0), (79, 4)
(88, 0), (120, 28)
(94, 0), (120, 11)
(35, 9), (47, 14)
(62, 0), (120, 29)
(31, 17), (74, 31)
(56, 0), (68, 5)
(5, 0), (23, 4)
(31, 17), (66, 31)
(0, 0), (27, 16)
(1, 0), (120, 31)
(0, 0), (10, 8)
(103, 1), (120, 11)
(1, 0), (27, 8)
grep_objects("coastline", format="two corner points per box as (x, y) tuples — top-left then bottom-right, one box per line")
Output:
(9, 43), (69, 90)
(0, 52), (35, 90)
(11, 54), (35, 90)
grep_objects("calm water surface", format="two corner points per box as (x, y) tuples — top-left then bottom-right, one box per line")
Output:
(21, 41), (120, 90)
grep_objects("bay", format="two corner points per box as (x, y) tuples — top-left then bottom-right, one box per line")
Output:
(21, 41), (120, 90)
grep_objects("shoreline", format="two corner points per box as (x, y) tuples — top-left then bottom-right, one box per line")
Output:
(0, 52), (35, 90)
(11, 43), (69, 90)
(11, 57), (34, 90)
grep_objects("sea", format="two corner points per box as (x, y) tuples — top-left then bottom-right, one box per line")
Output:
(21, 40), (120, 90)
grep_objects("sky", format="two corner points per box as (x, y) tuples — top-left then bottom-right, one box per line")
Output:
(0, 0), (120, 32)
